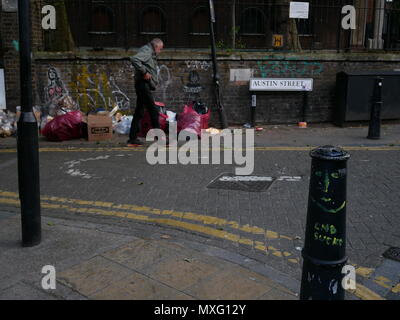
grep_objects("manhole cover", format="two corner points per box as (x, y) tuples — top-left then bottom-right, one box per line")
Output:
(207, 173), (275, 192)
(383, 247), (400, 262)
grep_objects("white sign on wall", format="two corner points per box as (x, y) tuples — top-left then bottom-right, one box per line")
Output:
(2, 0), (18, 12)
(0, 69), (6, 109)
(230, 69), (254, 82)
(249, 78), (313, 92)
(289, 2), (310, 19)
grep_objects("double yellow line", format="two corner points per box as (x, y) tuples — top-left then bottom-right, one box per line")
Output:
(0, 146), (399, 153)
(0, 190), (393, 300)
(0, 190), (295, 261)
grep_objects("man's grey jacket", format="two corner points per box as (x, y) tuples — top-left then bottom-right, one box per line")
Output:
(130, 43), (159, 90)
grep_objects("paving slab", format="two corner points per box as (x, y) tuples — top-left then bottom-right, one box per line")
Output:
(58, 256), (134, 297)
(185, 266), (282, 300)
(91, 271), (195, 300)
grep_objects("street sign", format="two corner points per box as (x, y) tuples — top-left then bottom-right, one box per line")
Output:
(250, 78), (313, 92)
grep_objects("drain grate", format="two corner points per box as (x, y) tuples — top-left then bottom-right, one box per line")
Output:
(207, 173), (275, 192)
(383, 247), (400, 262)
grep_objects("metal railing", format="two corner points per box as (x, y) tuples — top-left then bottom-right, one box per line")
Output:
(39, 0), (400, 52)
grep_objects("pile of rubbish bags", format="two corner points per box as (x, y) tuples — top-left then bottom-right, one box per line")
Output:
(113, 102), (167, 136)
(0, 110), (17, 137)
(41, 105), (120, 142)
(0, 100), (211, 141)
(41, 110), (83, 142)
(115, 100), (210, 138)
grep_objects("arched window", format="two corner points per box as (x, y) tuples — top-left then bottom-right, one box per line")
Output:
(140, 6), (166, 35)
(190, 6), (210, 35)
(90, 5), (114, 34)
(240, 8), (265, 35)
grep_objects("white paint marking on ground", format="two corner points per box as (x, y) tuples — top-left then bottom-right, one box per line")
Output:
(277, 176), (302, 182)
(64, 155), (110, 179)
(219, 176), (274, 182)
(219, 176), (301, 182)
(66, 169), (92, 179)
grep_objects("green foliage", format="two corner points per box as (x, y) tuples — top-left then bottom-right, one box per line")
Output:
(215, 26), (246, 52)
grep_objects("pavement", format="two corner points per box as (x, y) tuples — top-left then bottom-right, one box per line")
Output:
(0, 121), (400, 300)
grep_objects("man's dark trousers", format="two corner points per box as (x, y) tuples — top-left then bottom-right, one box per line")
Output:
(129, 80), (160, 142)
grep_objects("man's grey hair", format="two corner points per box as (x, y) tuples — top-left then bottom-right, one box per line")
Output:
(151, 38), (164, 48)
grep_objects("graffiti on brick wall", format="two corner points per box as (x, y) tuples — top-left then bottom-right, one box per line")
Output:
(184, 70), (203, 94)
(183, 61), (210, 99)
(185, 60), (211, 71)
(45, 67), (68, 103)
(12, 40), (19, 52)
(256, 57), (324, 77)
(43, 67), (78, 116)
(158, 64), (172, 102)
(43, 66), (131, 114)
(68, 66), (130, 113)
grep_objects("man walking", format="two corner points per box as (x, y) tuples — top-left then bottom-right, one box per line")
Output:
(127, 38), (164, 146)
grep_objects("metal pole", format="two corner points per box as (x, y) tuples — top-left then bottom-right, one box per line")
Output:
(367, 77), (383, 139)
(336, 8), (342, 53)
(302, 91), (308, 123)
(298, 91), (308, 128)
(231, 0), (236, 50)
(17, 0), (41, 247)
(208, 0), (228, 129)
(372, 0), (385, 49)
(250, 94), (256, 128)
(300, 146), (350, 300)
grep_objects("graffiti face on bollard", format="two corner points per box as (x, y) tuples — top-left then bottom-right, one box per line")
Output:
(311, 167), (347, 214)
(305, 147), (350, 261)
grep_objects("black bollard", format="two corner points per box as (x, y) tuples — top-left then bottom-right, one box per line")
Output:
(17, 0), (41, 247)
(367, 77), (383, 140)
(300, 146), (350, 300)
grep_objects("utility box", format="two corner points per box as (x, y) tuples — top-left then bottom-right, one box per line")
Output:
(335, 71), (400, 126)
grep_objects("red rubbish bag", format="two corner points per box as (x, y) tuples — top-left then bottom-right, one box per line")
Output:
(199, 108), (210, 130)
(42, 110), (83, 141)
(138, 101), (168, 137)
(182, 103), (210, 131)
(137, 111), (168, 138)
(177, 105), (202, 136)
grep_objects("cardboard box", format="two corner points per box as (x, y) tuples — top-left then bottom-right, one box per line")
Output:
(83, 114), (113, 141)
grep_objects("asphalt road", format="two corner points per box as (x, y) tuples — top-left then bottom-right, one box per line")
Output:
(0, 124), (399, 299)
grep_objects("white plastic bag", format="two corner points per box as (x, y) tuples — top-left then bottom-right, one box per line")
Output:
(113, 116), (132, 135)
(166, 110), (177, 123)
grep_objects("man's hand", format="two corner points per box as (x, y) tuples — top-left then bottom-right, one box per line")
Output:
(143, 73), (152, 81)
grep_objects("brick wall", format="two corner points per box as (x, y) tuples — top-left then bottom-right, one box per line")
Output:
(32, 52), (400, 126)
(1, 3), (19, 111)
(0, 0), (43, 112)
(1, 1), (400, 125)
